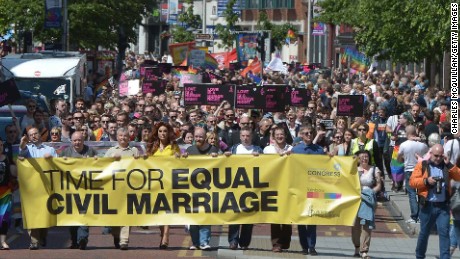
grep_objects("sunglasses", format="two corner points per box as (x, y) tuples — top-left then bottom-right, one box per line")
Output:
(51, 132), (60, 135)
(358, 128), (367, 132)
(335, 136), (342, 139)
(302, 132), (312, 135)
(101, 121), (109, 123)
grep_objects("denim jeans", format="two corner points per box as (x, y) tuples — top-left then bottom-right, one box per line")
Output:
(228, 224), (253, 247)
(405, 171), (419, 221)
(189, 225), (211, 246)
(416, 202), (450, 259)
(69, 226), (89, 245)
(297, 225), (317, 250)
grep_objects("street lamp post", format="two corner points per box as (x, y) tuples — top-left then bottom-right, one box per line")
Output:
(210, 14), (218, 53)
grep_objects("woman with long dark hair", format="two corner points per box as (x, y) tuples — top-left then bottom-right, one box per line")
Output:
(146, 122), (180, 249)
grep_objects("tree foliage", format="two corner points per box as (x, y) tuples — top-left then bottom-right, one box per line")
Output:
(171, 0), (202, 43)
(215, 0), (241, 50)
(255, 11), (297, 52)
(0, 0), (157, 50)
(316, 0), (450, 63)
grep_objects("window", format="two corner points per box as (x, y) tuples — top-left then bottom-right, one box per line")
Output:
(242, 0), (295, 9)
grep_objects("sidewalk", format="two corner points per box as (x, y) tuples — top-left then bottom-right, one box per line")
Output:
(215, 179), (458, 258)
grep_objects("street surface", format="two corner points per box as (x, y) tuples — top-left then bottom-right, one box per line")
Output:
(2, 199), (457, 259)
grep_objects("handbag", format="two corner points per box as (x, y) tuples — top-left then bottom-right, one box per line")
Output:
(450, 186), (460, 213)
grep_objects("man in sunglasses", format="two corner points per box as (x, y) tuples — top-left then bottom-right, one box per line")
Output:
(291, 124), (324, 256)
(410, 144), (460, 259)
(93, 114), (111, 141)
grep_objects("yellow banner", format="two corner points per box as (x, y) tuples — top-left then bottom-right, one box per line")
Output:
(17, 155), (360, 228)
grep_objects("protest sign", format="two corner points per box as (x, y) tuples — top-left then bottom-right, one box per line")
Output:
(261, 85), (289, 112)
(184, 84), (207, 105)
(142, 80), (165, 95)
(336, 95), (364, 117)
(206, 84), (235, 106)
(320, 119), (335, 130)
(235, 86), (262, 109)
(290, 88), (311, 107)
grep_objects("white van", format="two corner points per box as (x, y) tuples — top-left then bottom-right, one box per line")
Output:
(1, 51), (88, 111)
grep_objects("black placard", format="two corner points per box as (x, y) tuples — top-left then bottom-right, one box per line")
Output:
(184, 84), (235, 106)
(289, 88), (311, 107)
(235, 86), (263, 109)
(144, 67), (161, 80)
(142, 80), (165, 95)
(159, 63), (173, 74)
(261, 85), (289, 112)
(184, 84), (207, 105)
(336, 95), (365, 117)
(320, 119), (335, 130)
(0, 78), (20, 107)
(206, 84), (235, 106)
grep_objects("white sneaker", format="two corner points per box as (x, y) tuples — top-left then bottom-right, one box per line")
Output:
(189, 245), (197, 250)
(405, 219), (419, 224)
(200, 244), (211, 250)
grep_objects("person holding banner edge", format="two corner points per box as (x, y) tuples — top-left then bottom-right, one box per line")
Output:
(146, 122), (181, 249)
(18, 127), (57, 250)
(60, 131), (98, 250)
(104, 127), (140, 250)
(183, 127), (219, 250)
(263, 126), (293, 252)
(291, 124), (324, 256)
(224, 127), (263, 250)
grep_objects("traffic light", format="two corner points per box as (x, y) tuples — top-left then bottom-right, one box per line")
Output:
(256, 32), (265, 57)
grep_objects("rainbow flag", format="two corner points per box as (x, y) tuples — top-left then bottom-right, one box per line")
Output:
(94, 78), (108, 96)
(341, 47), (370, 72)
(0, 187), (12, 222)
(204, 53), (219, 70)
(390, 145), (405, 182)
(287, 29), (296, 39)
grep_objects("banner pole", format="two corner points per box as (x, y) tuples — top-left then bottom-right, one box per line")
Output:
(8, 104), (21, 134)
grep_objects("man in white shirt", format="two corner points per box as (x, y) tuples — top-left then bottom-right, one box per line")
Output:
(444, 133), (460, 164)
(225, 128), (262, 250)
(398, 125), (429, 223)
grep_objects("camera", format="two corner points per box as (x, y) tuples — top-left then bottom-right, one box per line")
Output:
(432, 177), (444, 194)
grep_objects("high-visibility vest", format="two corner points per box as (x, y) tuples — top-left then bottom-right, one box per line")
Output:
(351, 138), (376, 166)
